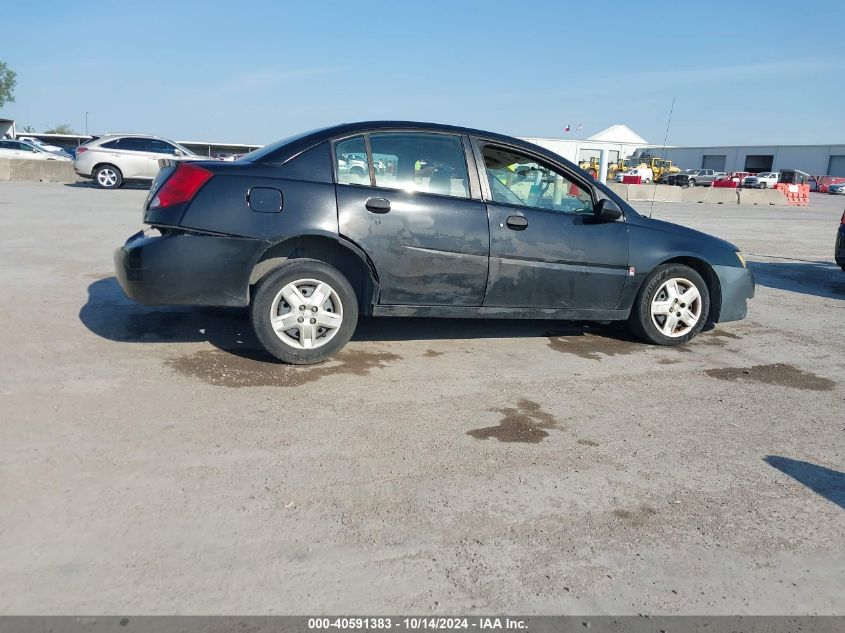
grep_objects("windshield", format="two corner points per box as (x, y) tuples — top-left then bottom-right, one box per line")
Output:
(171, 141), (198, 156)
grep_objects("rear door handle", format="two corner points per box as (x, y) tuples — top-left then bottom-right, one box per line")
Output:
(506, 215), (528, 230)
(365, 197), (391, 214)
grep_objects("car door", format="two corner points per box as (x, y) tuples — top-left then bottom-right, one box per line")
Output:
(474, 139), (629, 310)
(336, 131), (489, 306)
(98, 138), (146, 178)
(148, 139), (180, 177)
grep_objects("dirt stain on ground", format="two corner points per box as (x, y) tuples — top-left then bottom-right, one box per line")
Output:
(613, 505), (658, 526)
(467, 399), (562, 444)
(545, 331), (641, 361)
(423, 349), (444, 358)
(704, 363), (835, 391)
(167, 348), (400, 387)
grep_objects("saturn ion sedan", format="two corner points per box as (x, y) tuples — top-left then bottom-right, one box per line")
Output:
(114, 121), (754, 364)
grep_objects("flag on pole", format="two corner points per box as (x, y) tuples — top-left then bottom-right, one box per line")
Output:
(564, 124), (571, 133)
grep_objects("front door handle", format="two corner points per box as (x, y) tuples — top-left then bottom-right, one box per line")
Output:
(365, 197), (391, 214)
(506, 215), (528, 230)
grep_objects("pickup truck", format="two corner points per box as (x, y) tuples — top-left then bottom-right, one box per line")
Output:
(742, 172), (779, 189)
(687, 169), (717, 187)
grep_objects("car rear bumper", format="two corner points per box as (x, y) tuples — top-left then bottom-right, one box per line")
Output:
(114, 229), (266, 307)
(713, 264), (755, 322)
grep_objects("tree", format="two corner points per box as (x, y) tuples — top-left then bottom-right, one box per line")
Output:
(0, 61), (16, 108)
(21, 125), (35, 133)
(45, 124), (76, 134)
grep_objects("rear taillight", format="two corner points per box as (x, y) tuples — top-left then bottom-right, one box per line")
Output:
(150, 163), (213, 209)
(76, 147), (88, 154)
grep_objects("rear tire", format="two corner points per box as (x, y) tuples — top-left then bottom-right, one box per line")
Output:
(688, 179), (696, 187)
(93, 164), (123, 189)
(629, 264), (710, 346)
(250, 259), (359, 365)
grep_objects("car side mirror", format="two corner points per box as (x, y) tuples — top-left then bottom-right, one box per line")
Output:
(174, 149), (184, 157)
(594, 198), (623, 222)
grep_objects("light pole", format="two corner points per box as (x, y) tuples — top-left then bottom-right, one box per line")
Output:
(85, 112), (89, 136)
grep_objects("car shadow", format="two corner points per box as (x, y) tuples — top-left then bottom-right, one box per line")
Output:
(80, 277), (640, 362)
(747, 259), (844, 300)
(764, 456), (845, 510)
(64, 181), (150, 190)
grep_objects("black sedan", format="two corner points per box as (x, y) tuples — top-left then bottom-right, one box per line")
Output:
(115, 121), (754, 364)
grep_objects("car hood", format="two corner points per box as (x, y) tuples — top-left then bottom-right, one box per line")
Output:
(628, 214), (739, 252)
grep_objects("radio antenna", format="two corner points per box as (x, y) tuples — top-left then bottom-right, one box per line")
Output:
(650, 97), (675, 219)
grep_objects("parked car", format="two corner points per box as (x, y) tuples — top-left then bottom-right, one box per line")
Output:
(114, 121), (754, 364)
(615, 167), (654, 183)
(17, 136), (71, 157)
(828, 182), (845, 195)
(837, 210), (845, 271)
(74, 134), (206, 188)
(742, 172), (780, 189)
(818, 176), (845, 193)
(0, 139), (71, 161)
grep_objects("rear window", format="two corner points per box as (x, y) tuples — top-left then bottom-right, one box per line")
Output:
(240, 126), (331, 164)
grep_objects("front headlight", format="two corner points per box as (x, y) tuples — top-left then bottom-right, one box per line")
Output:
(735, 251), (746, 268)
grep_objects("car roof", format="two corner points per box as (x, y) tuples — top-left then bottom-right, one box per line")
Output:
(249, 120), (582, 171)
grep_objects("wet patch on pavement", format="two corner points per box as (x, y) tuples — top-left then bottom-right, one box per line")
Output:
(704, 363), (835, 391)
(166, 348), (400, 387)
(423, 349), (444, 358)
(577, 438), (599, 447)
(612, 505), (658, 526)
(698, 329), (742, 347)
(545, 332), (642, 361)
(467, 399), (562, 444)
(658, 358), (683, 365)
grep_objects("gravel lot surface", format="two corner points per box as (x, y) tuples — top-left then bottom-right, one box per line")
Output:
(1, 182), (843, 614)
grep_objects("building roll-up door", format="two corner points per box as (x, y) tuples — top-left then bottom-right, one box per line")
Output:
(828, 155), (845, 177)
(702, 155), (726, 171)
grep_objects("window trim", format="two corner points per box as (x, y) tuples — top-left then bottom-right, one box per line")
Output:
(472, 137), (599, 217)
(330, 128), (480, 201)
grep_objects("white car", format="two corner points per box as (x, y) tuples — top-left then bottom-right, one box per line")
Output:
(0, 139), (72, 161)
(74, 134), (207, 189)
(615, 167), (654, 183)
(17, 136), (70, 156)
(742, 172), (779, 189)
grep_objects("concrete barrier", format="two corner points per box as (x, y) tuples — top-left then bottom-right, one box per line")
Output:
(702, 187), (739, 204)
(626, 184), (683, 203)
(739, 188), (787, 206)
(607, 183), (628, 200)
(6, 158), (78, 183)
(0, 158), (10, 181)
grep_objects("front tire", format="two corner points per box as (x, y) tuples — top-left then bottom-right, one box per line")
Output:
(688, 179), (696, 187)
(250, 259), (359, 365)
(93, 164), (123, 189)
(629, 264), (710, 346)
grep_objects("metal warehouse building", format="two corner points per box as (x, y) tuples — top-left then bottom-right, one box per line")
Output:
(654, 144), (845, 176)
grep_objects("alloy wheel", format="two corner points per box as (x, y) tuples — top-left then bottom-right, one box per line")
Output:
(97, 168), (118, 188)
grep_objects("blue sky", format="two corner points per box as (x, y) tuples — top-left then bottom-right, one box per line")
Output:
(3, 1), (843, 146)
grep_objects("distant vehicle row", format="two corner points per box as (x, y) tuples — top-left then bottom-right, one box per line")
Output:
(0, 139), (72, 161)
